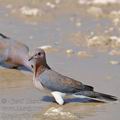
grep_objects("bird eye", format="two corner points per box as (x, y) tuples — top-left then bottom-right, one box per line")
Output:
(38, 52), (41, 55)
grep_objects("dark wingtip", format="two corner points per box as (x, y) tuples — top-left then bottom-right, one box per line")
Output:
(0, 33), (10, 39)
(84, 85), (94, 91)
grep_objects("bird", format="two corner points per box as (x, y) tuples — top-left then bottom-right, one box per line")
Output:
(28, 48), (117, 105)
(0, 33), (33, 71)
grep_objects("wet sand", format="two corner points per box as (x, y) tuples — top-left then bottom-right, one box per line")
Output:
(0, 1), (120, 120)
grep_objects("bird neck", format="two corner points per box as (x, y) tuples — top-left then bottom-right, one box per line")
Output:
(34, 62), (51, 77)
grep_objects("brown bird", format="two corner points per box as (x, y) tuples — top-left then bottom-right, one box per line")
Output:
(0, 33), (33, 71)
(29, 48), (117, 105)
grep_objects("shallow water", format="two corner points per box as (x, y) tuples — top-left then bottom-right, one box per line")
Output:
(0, 1), (120, 120)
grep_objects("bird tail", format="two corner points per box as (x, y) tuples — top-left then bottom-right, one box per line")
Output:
(0, 33), (10, 39)
(73, 91), (117, 102)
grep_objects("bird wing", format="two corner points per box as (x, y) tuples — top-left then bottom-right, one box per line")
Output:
(38, 69), (93, 93)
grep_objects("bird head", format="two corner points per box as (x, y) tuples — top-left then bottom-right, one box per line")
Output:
(28, 48), (50, 69)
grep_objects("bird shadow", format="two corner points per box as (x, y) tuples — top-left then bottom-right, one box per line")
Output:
(18, 66), (32, 72)
(0, 62), (32, 72)
(42, 96), (104, 104)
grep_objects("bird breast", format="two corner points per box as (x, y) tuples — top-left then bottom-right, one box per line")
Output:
(33, 77), (44, 90)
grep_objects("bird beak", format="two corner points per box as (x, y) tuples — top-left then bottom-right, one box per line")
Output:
(28, 55), (34, 61)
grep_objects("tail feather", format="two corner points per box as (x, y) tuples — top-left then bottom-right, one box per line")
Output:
(74, 91), (117, 101)
(0, 33), (10, 39)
